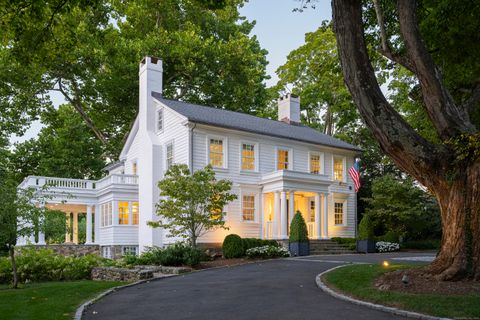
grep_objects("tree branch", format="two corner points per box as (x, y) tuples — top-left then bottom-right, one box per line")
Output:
(462, 82), (480, 115)
(373, 0), (415, 73)
(332, 0), (445, 189)
(397, 0), (475, 139)
(57, 79), (109, 144)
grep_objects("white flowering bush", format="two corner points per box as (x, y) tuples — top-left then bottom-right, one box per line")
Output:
(376, 241), (400, 253)
(245, 245), (290, 259)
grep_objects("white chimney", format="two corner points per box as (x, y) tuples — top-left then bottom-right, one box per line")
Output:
(278, 93), (300, 124)
(138, 56), (163, 132)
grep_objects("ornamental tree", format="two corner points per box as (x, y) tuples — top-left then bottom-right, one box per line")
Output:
(332, 0), (480, 280)
(150, 164), (237, 248)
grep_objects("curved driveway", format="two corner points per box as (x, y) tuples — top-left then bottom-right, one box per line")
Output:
(83, 252), (434, 320)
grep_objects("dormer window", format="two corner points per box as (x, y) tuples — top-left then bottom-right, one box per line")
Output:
(156, 108), (164, 132)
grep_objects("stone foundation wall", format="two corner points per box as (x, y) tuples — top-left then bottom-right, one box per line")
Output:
(91, 267), (154, 282)
(18, 244), (100, 256)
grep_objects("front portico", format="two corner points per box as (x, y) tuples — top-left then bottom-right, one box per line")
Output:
(261, 170), (332, 240)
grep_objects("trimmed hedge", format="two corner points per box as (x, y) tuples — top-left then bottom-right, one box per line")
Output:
(222, 234), (244, 258)
(358, 214), (375, 240)
(289, 211), (308, 243)
(122, 243), (207, 267)
(330, 237), (356, 250)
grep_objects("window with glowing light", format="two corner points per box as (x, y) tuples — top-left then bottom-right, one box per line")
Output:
(132, 202), (139, 225)
(310, 153), (321, 174)
(241, 143), (255, 171)
(209, 138), (224, 167)
(118, 201), (129, 225)
(277, 149), (289, 170)
(334, 202), (344, 225)
(333, 157), (344, 181)
(242, 195), (255, 221)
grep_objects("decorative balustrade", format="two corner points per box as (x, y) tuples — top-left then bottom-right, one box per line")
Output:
(19, 174), (138, 191)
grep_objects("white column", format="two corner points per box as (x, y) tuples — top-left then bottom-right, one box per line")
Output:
(259, 193), (264, 239)
(323, 193), (329, 239)
(280, 191), (287, 239)
(94, 204), (100, 244)
(289, 191), (295, 227)
(65, 213), (71, 243)
(86, 205), (93, 244)
(273, 191), (280, 238)
(37, 203), (46, 245)
(315, 193), (321, 239)
(73, 212), (79, 244)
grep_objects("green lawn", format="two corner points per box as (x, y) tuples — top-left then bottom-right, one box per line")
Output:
(323, 264), (480, 319)
(0, 280), (125, 320)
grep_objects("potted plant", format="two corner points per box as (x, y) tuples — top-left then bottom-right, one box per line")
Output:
(289, 211), (309, 256)
(356, 214), (376, 253)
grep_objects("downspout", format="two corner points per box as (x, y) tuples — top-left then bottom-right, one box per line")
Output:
(189, 123), (196, 174)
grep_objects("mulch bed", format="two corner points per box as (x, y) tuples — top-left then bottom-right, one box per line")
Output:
(194, 258), (260, 270)
(375, 267), (480, 295)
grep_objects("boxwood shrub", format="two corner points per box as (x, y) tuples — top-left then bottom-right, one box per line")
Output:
(222, 234), (244, 258)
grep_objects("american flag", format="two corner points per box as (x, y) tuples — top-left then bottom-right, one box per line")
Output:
(348, 159), (361, 192)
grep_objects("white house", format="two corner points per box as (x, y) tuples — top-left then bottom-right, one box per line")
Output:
(18, 56), (360, 258)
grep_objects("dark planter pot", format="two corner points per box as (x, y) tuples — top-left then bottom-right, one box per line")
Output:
(356, 240), (376, 253)
(289, 241), (310, 256)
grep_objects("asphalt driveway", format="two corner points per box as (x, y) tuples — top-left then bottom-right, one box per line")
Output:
(83, 252), (436, 320)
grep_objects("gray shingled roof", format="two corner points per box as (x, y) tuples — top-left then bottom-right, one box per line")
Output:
(152, 92), (361, 152)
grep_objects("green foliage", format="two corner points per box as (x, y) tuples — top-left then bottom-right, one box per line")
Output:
(152, 164), (237, 248)
(378, 231), (400, 243)
(128, 243), (206, 267)
(245, 246), (290, 259)
(331, 237), (357, 250)
(222, 234), (244, 259)
(0, 247), (104, 284)
(401, 239), (441, 250)
(358, 214), (375, 240)
(363, 175), (441, 240)
(241, 238), (279, 252)
(289, 211), (309, 243)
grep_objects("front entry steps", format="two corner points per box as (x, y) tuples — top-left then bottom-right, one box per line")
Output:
(308, 239), (355, 255)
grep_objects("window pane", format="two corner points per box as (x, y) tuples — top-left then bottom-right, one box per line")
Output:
(118, 201), (129, 225)
(132, 202), (139, 225)
(241, 143), (255, 171)
(310, 154), (320, 174)
(242, 195), (255, 221)
(334, 202), (344, 225)
(157, 109), (163, 131)
(133, 162), (137, 175)
(277, 149), (289, 170)
(209, 139), (223, 167)
(334, 158), (343, 181)
(166, 143), (174, 169)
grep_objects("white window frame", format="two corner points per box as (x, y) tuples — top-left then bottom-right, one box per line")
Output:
(165, 140), (174, 171)
(132, 160), (138, 175)
(100, 201), (113, 227)
(122, 246), (138, 256)
(275, 146), (293, 171)
(332, 155), (347, 182)
(156, 107), (164, 133)
(239, 141), (259, 172)
(241, 191), (257, 222)
(102, 246), (112, 259)
(206, 135), (228, 169)
(333, 199), (347, 226)
(308, 151), (324, 174)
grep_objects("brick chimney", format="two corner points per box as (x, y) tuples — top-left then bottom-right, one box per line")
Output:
(278, 93), (300, 124)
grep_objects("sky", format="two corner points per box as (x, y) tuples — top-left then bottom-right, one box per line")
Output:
(9, 0), (332, 145)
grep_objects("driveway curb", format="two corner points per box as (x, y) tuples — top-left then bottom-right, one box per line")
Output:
(315, 265), (451, 320)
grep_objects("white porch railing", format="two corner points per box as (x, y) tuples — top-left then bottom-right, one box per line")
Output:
(307, 222), (315, 238)
(265, 221), (273, 239)
(19, 174), (138, 191)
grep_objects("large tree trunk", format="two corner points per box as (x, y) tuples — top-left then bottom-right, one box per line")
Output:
(429, 162), (480, 280)
(332, 0), (480, 280)
(9, 246), (18, 289)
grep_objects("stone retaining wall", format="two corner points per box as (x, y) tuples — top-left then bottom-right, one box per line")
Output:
(91, 265), (192, 281)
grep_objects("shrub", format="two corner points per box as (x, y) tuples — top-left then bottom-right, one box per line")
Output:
(358, 214), (375, 240)
(222, 234), (244, 258)
(242, 238), (279, 252)
(378, 231), (400, 243)
(289, 211), (308, 243)
(401, 239), (440, 250)
(0, 247), (104, 284)
(376, 241), (400, 253)
(245, 246), (290, 259)
(132, 243), (205, 267)
(331, 237), (356, 250)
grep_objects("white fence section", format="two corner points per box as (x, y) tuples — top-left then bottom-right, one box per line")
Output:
(19, 174), (138, 191)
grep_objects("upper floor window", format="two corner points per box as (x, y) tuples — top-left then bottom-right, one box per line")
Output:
(277, 148), (289, 170)
(132, 202), (139, 225)
(310, 153), (321, 174)
(156, 108), (164, 132)
(242, 194), (255, 221)
(241, 143), (255, 171)
(209, 138), (224, 167)
(334, 202), (344, 225)
(166, 142), (174, 170)
(118, 201), (129, 225)
(333, 157), (344, 181)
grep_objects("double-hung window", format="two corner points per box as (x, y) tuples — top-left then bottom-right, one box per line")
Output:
(209, 138), (224, 167)
(310, 153), (321, 174)
(132, 202), (139, 225)
(101, 202), (113, 227)
(118, 201), (129, 225)
(166, 142), (174, 170)
(242, 194), (255, 221)
(333, 157), (345, 182)
(156, 108), (164, 132)
(241, 143), (256, 171)
(277, 148), (289, 170)
(334, 202), (344, 225)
